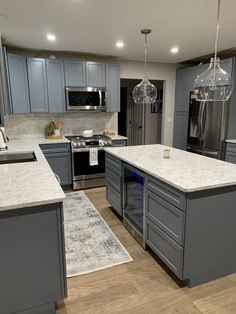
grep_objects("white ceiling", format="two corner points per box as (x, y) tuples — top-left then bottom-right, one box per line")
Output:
(0, 0), (236, 63)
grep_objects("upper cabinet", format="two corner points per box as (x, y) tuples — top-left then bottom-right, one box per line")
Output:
(86, 62), (105, 87)
(4, 52), (121, 114)
(7, 54), (30, 113)
(46, 60), (65, 113)
(64, 60), (86, 86)
(106, 63), (120, 112)
(27, 58), (49, 113)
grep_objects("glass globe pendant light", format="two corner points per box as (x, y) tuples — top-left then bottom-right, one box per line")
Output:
(194, 0), (234, 101)
(132, 29), (157, 105)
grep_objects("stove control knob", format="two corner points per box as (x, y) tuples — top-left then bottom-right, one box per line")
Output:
(81, 142), (86, 147)
(99, 140), (105, 146)
(108, 140), (112, 146)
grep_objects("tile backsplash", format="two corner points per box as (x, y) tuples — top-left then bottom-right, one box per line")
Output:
(5, 112), (118, 139)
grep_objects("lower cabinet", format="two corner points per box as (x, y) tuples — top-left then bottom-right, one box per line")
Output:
(105, 153), (123, 216)
(40, 143), (72, 186)
(0, 203), (67, 314)
(146, 218), (183, 279)
(225, 143), (236, 164)
(112, 139), (127, 147)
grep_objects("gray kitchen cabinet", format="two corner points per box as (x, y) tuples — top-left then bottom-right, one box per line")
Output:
(0, 202), (67, 314)
(86, 61), (105, 87)
(112, 139), (127, 147)
(40, 143), (72, 186)
(7, 53), (30, 113)
(64, 60), (86, 86)
(225, 143), (236, 164)
(27, 58), (49, 112)
(0, 47), (11, 122)
(105, 153), (123, 216)
(106, 63), (120, 112)
(106, 151), (236, 287)
(46, 59), (66, 113)
(173, 111), (188, 150)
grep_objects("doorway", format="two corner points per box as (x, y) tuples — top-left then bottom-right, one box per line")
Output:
(119, 79), (163, 146)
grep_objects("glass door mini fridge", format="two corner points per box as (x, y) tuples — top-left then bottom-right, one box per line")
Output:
(123, 163), (145, 248)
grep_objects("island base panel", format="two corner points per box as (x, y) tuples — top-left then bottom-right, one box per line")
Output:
(184, 187), (236, 287)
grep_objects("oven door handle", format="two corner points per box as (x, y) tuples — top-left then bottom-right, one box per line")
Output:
(72, 147), (105, 152)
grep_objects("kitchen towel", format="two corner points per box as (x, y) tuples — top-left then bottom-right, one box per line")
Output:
(89, 147), (98, 166)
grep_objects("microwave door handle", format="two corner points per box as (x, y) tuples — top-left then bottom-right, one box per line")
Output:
(99, 90), (102, 106)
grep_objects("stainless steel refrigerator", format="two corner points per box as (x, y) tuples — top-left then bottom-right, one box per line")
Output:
(186, 91), (229, 159)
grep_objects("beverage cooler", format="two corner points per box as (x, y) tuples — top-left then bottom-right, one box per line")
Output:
(123, 163), (145, 248)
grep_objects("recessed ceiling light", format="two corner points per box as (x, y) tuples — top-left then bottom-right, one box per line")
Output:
(116, 41), (124, 48)
(170, 47), (179, 54)
(47, 33), (56, 42)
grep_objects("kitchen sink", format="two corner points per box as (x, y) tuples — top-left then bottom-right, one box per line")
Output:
(0, 152), (37, 164)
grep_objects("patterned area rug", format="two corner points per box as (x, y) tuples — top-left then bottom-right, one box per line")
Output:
(63, 191), (133, 277)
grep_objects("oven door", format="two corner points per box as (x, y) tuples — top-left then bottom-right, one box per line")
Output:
(72, 148), (105, 180)
(66, 87), (106, 111)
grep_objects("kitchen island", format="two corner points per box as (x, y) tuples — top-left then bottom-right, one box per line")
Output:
(0, 138), (68, 314)
(105, 144), (236, 287)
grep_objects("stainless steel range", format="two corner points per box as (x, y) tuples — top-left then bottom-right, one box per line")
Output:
(66, 134), (112, 190)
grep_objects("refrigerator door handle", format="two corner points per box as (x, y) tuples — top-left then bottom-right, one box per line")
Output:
(198, 101), (206, 144)
(201, 101), (206, 143)
(198, 101), (203, 144)
(187, 146), (219, 156)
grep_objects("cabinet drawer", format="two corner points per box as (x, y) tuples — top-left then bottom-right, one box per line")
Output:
(147, 176), (186, 211)
(106, 163), (122, 192)
(106, 181), (122, 216)
(226, 143), (236, 154)
(146, 218), (183, 279)
(112, 140), (127, 147)
(40, 143), (71, 154)
(106, 153), (122, 172)
(225, 151), (236, 164)
(146, 189), (185, 246)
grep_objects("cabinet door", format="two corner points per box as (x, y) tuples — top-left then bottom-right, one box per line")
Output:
(106, 63), (120, 112)
(225, 151), (236, 164)
(27, 58), (49, 112)
(86, 62), (105, 87)
(7, 53), (30, 113)
(46, 59), (65, 112)
(173, 111), (188, 150)
(0, 204), (66, 313)
(64, 60), (86, 86)
(0, 48), (11, 120)
(45, 152), (72, 186)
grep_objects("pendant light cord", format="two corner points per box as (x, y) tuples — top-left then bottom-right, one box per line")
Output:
(214, 0), (221, 61)
(144, 34), (147, 81)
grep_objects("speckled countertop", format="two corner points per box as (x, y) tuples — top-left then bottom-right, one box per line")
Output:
(105, 144), (236, 193)
(0, 137), (69, 211)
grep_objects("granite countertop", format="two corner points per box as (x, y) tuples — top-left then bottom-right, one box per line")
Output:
(0, 137), (69, 211)
(226, 139), (236, 144)
(110, 135), (127, 140)
(105, 144), (236, 193)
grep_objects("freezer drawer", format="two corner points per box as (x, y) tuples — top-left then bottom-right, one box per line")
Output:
(187, 145), (222, 159)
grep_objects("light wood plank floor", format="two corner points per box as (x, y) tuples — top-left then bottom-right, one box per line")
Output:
(57, 187), (236, 314)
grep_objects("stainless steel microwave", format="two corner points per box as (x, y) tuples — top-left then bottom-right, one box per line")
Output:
(65, 86), (107, 111)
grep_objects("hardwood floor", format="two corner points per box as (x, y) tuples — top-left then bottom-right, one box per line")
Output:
(57, 187), (236, 314)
